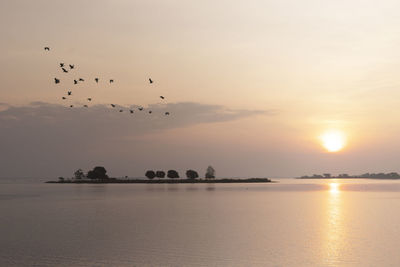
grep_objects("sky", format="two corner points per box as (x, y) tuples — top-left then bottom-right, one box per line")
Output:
(1, 0), (400, 178)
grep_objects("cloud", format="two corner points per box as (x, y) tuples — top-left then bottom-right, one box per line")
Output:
(0, 101), (275, 178)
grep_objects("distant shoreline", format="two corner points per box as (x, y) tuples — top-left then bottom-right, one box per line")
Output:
(297, 177), (400, 180)
(46, 178), (272, 184)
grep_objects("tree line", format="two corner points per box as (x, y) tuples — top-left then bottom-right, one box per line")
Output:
(145, 166), (216, 180)
(67, 165), (216, 180)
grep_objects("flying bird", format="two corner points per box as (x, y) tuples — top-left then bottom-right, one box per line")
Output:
(160, 96), (165, 99)
(62, 68), (68, 73)
(78, 78), (84, 82)
(94, 78), (99, 83)
(74, 80), (78, 84)
(67, 91), (72, 95)
(54, 78), (60, 84)
(69, 64), (75, 69)
(62, 97), (66, 100)
(149, 78), (153, 84)
(109, 79), (114, 83)
(111, 104), (116, 108)
(165, 112), (170, 115)
(44, 47), (50, 51)
(60, 63), (64, 67)
(87, 98), (92, 101)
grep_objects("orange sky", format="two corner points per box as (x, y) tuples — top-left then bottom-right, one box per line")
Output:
(1, 0), (400, 177)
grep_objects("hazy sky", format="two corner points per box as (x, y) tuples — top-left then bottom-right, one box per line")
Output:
(2, 0), (400, 178)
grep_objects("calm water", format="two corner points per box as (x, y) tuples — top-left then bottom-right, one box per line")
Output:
(1, 178), (400, 266)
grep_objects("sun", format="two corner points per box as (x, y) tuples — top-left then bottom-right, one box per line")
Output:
(320, 130), (346, 152)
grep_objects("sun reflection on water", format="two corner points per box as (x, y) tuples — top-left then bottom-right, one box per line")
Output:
(325, 181), (344, 265)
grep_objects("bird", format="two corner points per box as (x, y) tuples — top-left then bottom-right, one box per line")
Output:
(149, 78), (153, 84)
(83, 105), (88, 108)
(69, 64), (75, 69)
(60, 63), (64, 67)
(78, 78), (84, 82)
(138, 107), (143, 111)
(109, 79), (114, 83)
(70, 105), (73, 108)
(67, 91), (72, 95)
(129, 110), (134, 114)
(119, 109), (123, 112)
(87, 98), (92, 101)
(165, 112), (170, 115)
(44, 47), (50, 51)
(54, 78), (60, 84)
(160, 96), (165, 99)
(148, 110), (152, 114)
(74, 80), (78, 84)
(111, 104), (116, 108)
(62, 97), (66, 100)
(95, 78), (99, 83)
(62, 67), (68, 73)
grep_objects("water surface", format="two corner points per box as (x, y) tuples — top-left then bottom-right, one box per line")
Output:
(1, 178), (400, 266)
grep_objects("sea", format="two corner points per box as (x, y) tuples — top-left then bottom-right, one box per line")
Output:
(1, 177), (400, 266)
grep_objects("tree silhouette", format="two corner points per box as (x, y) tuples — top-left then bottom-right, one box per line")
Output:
(74, 169), (85, 180)
(156, 171), (165, 178)
(186, 170), (199, 179)
(87, 166), (108, 180)
(167, 170), (179, 179)
(145, 170), (156, 179)
(205, 166), (215, 179)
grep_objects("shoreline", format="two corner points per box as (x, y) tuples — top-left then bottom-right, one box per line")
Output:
(46, 178), (272, 184)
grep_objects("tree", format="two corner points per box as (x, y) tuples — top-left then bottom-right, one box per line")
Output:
(205, 166), (215, 179)
(186, 170), (199, 179)
(323, 173), (331, 178)
(74, 169), (85, 180)
(145, 170), (156, 179)
(156, 171), (165, 178)
(167, 170), (179, 179)
(87, 166), (109, 180)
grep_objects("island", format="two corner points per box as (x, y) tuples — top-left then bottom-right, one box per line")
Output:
(298, 172), (400, 179)
(47, 166), (272, 183)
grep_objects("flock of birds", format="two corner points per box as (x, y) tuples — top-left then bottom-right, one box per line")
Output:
(44, 46), (170, 116)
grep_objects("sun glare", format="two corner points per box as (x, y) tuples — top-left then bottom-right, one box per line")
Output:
(320, 130), (346, 152)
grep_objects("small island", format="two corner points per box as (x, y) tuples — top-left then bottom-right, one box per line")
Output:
(298, 172), (400, 179)
(47, 166), (272, 184)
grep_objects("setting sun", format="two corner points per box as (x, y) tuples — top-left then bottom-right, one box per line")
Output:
(320, 130), (346, 152)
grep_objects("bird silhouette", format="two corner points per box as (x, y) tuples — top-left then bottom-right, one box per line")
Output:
(148, 110), (152, 114)
(149, 78), (153, 84)
(78, 78), (84, 82)
(67, 91), (72, 95)
(62, 67), (68, 73)
(130, 110), (134, 114)
(165, 112), (170, 115)
(62, 97), (66, 100)
(70, 105), (73, 108)
(44, 47), (50, 51)
(69, 64), (75, 69)
(54, 78), (60, 84)
(160, 96), (165, 99)
(87, 98), (92, 101)
(60, 63), (64, 67)
(109, 79), (114, 83)
(138, 107), (143, 111)
(74, 80), (78, 84)
(111, 104), (116, 108)
(95, 78), (99, 83)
